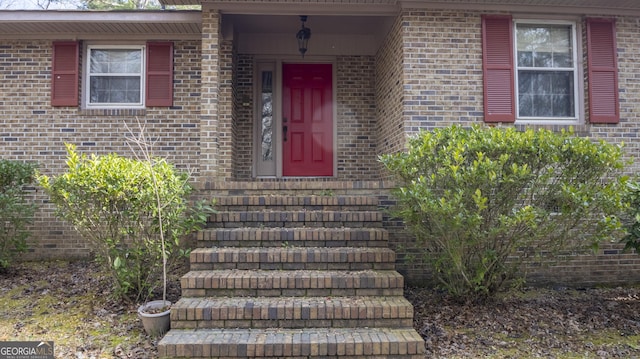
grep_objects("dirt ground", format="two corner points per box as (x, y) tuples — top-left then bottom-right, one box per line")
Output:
(407, 286), (640, 358)
(1, 261), (640, 358)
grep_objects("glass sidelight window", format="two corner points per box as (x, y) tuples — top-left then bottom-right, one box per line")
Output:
(261, 71), (274, 162)
(254, 62), (277, 177)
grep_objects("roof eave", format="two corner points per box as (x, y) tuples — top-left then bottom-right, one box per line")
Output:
(0, 9), (201, 23)
(0, 10), (202, 40)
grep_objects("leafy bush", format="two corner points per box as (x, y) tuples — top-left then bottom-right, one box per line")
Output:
(621, 181), (640, 253)
(380, 125), (628, 301)
(39, 144), (210, 302)
(0, 160), (37, 270)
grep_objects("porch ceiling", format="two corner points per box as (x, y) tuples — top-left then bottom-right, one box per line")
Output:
(226, 14), (394, 56)
(0, 10), (201, 40)
(225, 14), (390, 36)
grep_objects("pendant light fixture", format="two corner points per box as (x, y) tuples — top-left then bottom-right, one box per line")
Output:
(296, 15), (311, 57)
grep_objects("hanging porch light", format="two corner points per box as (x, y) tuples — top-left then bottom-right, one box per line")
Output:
(296, 15), (311, 57)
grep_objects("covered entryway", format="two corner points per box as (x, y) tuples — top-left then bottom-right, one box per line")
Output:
(215, 11), (394, 180)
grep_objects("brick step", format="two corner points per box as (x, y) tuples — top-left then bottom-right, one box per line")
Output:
(201, 180), (393, 195)
(208, 210), (384, 228)
(170, 296), (414, 329)
(158, 327), (425, 358)
(197, 227), (389, 248)
(181, 270), (404, 297)
(213, 195), (381, 211)
(190, 247), (396, 271)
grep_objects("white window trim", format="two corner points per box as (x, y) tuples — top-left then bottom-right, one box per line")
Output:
(84, 44), (146, 109)
(513, 19), (583, 125)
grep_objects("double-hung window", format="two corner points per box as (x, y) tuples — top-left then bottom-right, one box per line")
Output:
(51, 41), (173, 108)
(482, 15), (619, 124)
(86, 46), (144, 108)
(515, 21), (578, 121)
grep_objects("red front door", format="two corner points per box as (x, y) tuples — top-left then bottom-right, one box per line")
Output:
(282, 63), (333, 177)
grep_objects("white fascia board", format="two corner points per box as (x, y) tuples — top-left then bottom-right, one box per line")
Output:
(0, 10), (201, 24)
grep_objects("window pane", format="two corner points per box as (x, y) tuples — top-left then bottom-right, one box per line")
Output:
(517, 24), (572, 68)
(518, 71), (574, 117)
(89, 50), (109, 73)
(90, 76), (141, 104)
(90, 49), (141, 74)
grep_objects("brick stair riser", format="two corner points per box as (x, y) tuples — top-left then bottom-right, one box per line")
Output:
(198, 238), (389, 248)
(189, 248), (397, 271)
(158, 328), (424, 358)
(172, 318), (414, 330)
(213, 195), (380, 207)
(191, 262), (397, 270)
(181, 271), (404, 291)
(210, 211), (383, 221)
(220, 204), (381, 212)
(208, 211), (384, 229)
(212, 221), (382, 229)
(182, 287), (405, 297)
(197, 227), (388, 246)
(170, 297), (414, 330)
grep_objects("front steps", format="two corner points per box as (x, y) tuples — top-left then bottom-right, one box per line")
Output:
(158, 184), (424, 358)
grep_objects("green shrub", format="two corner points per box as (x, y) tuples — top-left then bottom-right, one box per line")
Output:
(39, 144), (210, 302)
(380, 125), (628, 301)
(0, 160), (37, 270)
(621, 181), (640, 253)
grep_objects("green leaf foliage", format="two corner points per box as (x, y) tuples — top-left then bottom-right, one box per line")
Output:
(380, 125), (628, 301)
(621, 181), (640, 254)
(38, 144), (213, 302)
(0, 160), (37, 270)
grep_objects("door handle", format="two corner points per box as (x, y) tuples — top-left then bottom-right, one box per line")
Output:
(283, 125), (288, 142)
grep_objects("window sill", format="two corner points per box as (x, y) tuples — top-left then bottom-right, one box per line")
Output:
(79, 108), (147, 117)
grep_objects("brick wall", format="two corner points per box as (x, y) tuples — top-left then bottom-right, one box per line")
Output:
(400, 9), (484, 132)
(395, 9), (640, 176)
(386, 8), (640, 285)
(4, 5), (640, 285)
(335, 56), (379, 180)
(374, 13), (406, 172)
(200, 7), (221, 182)
(218, 38), (234, 180)
(0, 39), (202, 259)
(234, 54), (254, 180)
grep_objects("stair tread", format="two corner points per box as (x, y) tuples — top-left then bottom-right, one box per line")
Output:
(183, 269), (403, 281)
(158, 327), (425, 357)
(174, 295), (413, 313)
